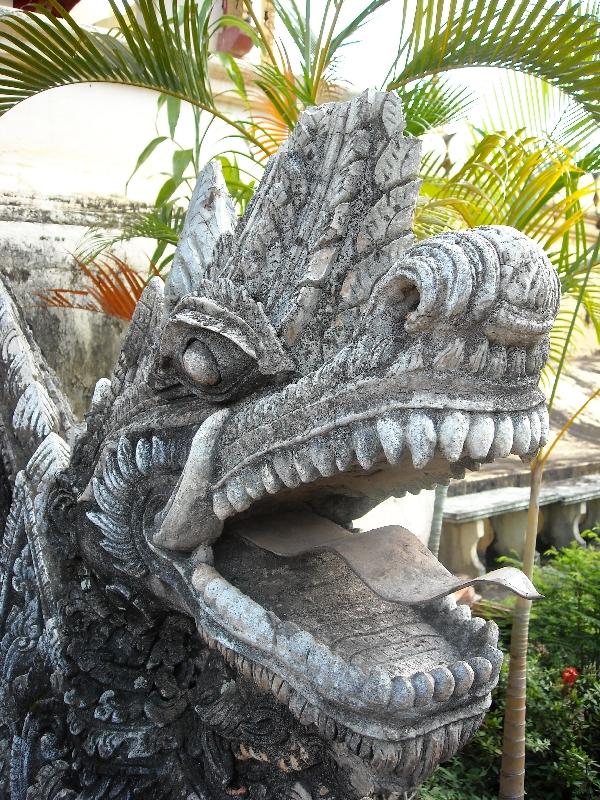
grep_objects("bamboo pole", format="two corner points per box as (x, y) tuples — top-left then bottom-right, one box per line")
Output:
(498, 459), (543, 799)
(428, 483), (448, 558)
(498, 384), (599, 799)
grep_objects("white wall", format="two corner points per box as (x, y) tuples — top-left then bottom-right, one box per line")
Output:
(0, 83), (233, 204)
(354, 493), (435, 546)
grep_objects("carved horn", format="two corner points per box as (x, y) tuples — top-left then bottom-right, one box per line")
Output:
(371, 226), (560, 346)
(165, 160), (237, 311)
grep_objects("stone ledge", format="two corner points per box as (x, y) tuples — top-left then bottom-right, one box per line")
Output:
(447, 459), (600, 497)
(444, 473), (600, 523)
(0, 191), (152, 229)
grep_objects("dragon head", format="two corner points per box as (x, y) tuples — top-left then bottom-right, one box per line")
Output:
(71, 91), (559, 797)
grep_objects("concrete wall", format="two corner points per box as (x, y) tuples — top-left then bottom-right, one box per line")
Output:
(0, 192), (152, 417)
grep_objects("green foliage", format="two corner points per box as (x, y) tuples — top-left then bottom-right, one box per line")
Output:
(1, 1), (598, 144)
(531, 533), (600, 672)
(1, 0), (598, 366)
(387, 0), (600, 118)
(418, 534), (600, 800)
(397, 77), (475, 137)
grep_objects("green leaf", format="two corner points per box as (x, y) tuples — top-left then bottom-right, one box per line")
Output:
(0, 1), (213, 115)
(172, 148), (194, 180)
(155, 176), (179, 207)
(166, 95), (181, 138)
(217, 52), (248, 100)
(386, 0), (600, 119)
(126, 135), (168, 190)
(397, 78), (474, 135)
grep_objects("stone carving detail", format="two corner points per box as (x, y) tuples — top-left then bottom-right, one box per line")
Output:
(0, 91), (559, 798)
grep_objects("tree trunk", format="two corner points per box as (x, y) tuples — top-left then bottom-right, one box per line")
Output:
(428, 483), (448, 558)
(498, 459), (543, 799)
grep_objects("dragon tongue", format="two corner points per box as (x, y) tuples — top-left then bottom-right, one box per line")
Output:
(234, 510), (541, 603)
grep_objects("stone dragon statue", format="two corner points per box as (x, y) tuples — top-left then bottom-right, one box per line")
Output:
(0, 91), (560, 799)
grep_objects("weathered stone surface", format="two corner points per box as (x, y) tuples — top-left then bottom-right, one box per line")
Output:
(0, 192), (149, 416)
(0, 91), (558, 798)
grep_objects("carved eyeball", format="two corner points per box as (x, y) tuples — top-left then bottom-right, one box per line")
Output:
(181, 340), (221, 387)
(158, 324), (260, 402)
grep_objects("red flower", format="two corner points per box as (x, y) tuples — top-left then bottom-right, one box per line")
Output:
(561, 667), (579, 687)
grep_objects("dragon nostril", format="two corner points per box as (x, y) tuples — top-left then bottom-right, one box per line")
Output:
(182, 340), (221, 386)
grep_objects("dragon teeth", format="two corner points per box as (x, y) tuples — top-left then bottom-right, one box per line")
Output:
(438, 410), (469, 462)
(489, 414), (513, 458)
(225, 476), (252, 513)
(512, 413), (532, 455)
(449, 661), (475, 698)
(429, 666), (455, 702)
(352, 421), (380, 469)
(214, 404), (551, 520)
(261, 461), (284, 494)
(292, 448), (320, 483)
(482, 643), (504, 682)
(528, 408), (542, 454)
(273, 450), (302, 488)
(390, 676), (415, 710)
(331, 427), (354, 472)
(241, 469), (265, 501)
(469, 657), (493, 689)
(376, 413), (405, 464)
(480, 619), (499, 648)
(465, 414), (495, 460)
(309, 437), (337, 477)
(213, 489), (235, 521)
(363, 667), (393, 707)
(411, 671), (435, 705)
(406, 411), (436, 469)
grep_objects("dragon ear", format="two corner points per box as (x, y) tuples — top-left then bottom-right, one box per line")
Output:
(165, 160), (237, 311)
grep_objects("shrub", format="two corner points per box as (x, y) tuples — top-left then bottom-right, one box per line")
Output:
(418, 531), (600, 800)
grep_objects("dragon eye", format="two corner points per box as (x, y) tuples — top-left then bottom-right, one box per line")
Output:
(182, 340), (221, 387)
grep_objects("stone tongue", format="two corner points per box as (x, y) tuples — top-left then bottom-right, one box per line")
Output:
(234, 511), (541, 604)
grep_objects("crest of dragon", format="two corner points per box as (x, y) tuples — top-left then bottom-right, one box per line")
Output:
(0, 91), (559, 799)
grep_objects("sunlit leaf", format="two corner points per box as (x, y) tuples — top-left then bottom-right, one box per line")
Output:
(387, 1), (600, 119)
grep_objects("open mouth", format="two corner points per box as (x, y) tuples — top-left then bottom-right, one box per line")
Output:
(84, 395), (533, 789)
(87, 365), (543, 794)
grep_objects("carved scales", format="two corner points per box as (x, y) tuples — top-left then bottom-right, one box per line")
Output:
(0, 91), (559, 799)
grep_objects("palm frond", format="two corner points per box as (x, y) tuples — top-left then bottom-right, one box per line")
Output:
(421, 131), (594, 236)
(550, 98), (600, 155)
(477, 71), (565, 138)
(387, 1), (600, 119)
(38, 256), (156, 320)
(75, 207), (185, 268)
(540, 299), (588, 390)
(397, 77), (474, 136)
(0, 0), (268, 153)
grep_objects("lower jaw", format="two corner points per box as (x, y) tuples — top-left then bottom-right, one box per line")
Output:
(198, 625), (490, 794)
(187, 528), (501, 741)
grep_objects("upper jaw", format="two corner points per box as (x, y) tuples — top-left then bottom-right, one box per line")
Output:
(152, 368), (548, 552)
